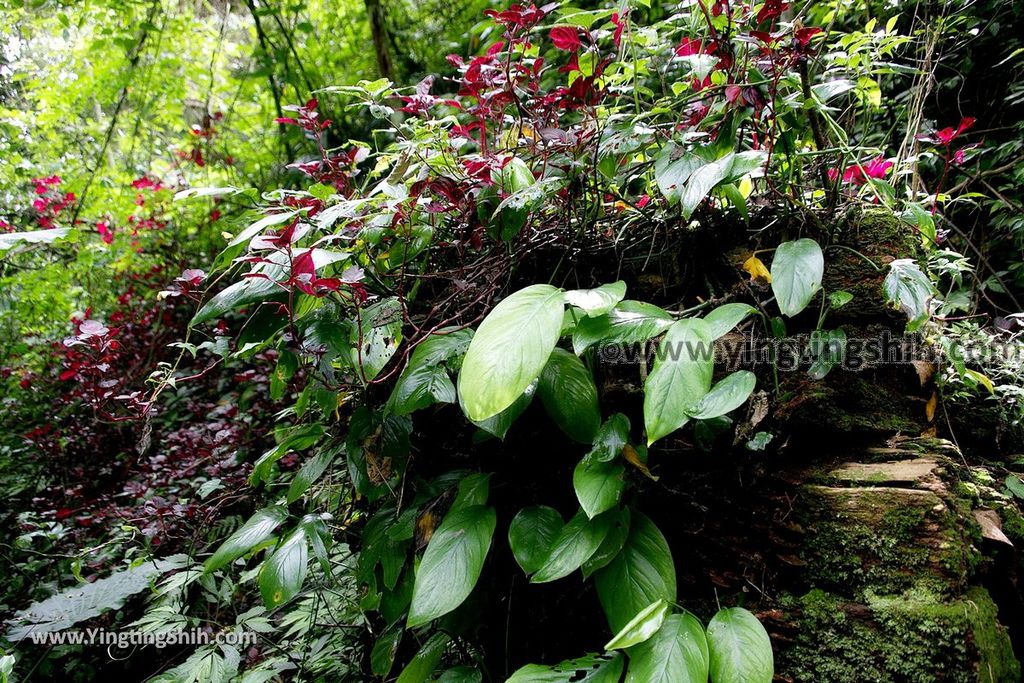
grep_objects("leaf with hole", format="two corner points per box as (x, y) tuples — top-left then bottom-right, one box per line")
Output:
(506, 653), (624, 683)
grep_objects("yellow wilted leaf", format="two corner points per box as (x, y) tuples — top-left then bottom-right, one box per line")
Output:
(623, 444), (659, 481)
(738, 176), (753, 198)
(743, 255), (772, 284)
(925, 391), (937, 422)
(416, 511), (438, 547)
(965, 369), (995, 394)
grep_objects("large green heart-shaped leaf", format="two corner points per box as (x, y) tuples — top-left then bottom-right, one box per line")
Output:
(686, 371), (756, 420)
(259, 527), (308, 608)
(506, 654), (624, 683)
(538, 348), (601, 443)
(471, 380), (537, 440)
(396, 632), (450, 683)
(644, 319), (714, 445)
(594, 512), (676, 632)
(572, 300), (674, 354)
(531, 509), (614, 584)
(408, 504), (497, 627)
(564, 281), (627, 317)
(388, 328), (473, 415)
(574, 458), (625, 519)
(770, 239), (824, 317)
(625, 613), (709, 683)
(204, 506), (289, 573)
(508, 506), (563, 575)
(458, 285), (565, 421)
(706, 607), (774, 683)
(703, 303), (757, 339)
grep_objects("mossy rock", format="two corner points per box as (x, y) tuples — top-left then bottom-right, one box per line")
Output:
(776, 369), (925, 436)
(770, 438), (1019, 681)
(823, 209), (920, 323)
(797, 484), (974, 598)
(776, 586), (1019, 682)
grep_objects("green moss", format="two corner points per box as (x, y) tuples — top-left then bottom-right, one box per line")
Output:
(777, 587), (1019, 682)
(822, 209), (920, 321)
(998, 505), (1024, 545)
(799, 487), (969, 597)
(782, 375), (923, 434)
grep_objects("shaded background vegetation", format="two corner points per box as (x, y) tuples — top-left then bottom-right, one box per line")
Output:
(1, 0), (1024, 681)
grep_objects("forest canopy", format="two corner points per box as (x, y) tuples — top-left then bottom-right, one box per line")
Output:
(2, 0), (1024, 681)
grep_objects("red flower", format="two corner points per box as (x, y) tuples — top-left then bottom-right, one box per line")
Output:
(97, 221), (114, 244)
(829, 156), (893, 186)
(550, 26), (581, 51)
(935, 116), (976, 145)
(863, 156), (893, 179)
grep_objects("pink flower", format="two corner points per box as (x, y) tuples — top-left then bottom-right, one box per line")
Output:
(829, 156), (893, 186)
(863, 156), (893, 179)
(97, 221), (114, 244)
(919, 117), (976, 146)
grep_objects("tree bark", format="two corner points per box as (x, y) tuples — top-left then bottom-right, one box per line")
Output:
(364, 0), (395, 82)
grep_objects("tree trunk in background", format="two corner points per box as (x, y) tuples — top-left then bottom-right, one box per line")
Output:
(365, 0), (395, 82)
